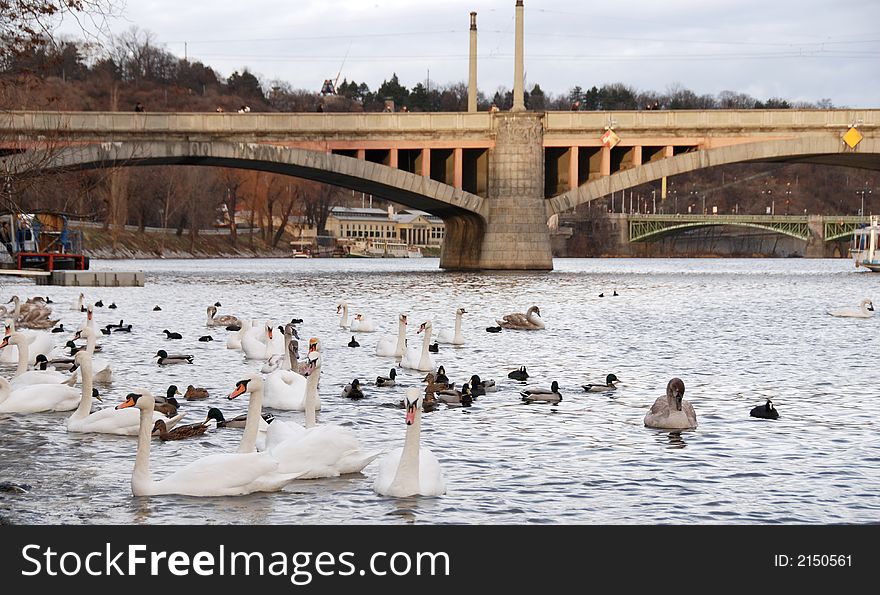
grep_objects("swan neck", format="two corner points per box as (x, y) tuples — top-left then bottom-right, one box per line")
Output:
(86, 331), (96, 354)
(390, 409), (422, 494)
(395, 319), (407, 355)
(238, 384), (264, 453)
(283, 331), (292, 370)
(133, 404), (154, 492)
(304, 368), (320, 428)
(454, 313), (463, 338)
(14, 339), (27, 376)
(71, 358), (95, 420)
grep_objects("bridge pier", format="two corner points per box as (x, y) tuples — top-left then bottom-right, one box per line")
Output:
(440, 112), (553, 270)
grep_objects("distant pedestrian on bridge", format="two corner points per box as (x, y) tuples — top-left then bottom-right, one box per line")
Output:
(134, 102), (145, 112)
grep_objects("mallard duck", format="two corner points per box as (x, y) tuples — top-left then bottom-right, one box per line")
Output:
(435, 382), (472, 405)
(376, 368), (397, 387)
(422, 372), (449, 394)
(163, 329), (183, 340)
(348, 335), (360, 347)
(469, 374), (496, 396)
(184, 385), (209, 400)
(521, 381), (562, 403)
(582, 373), (620, 392)
(434, 365), (449, 384)
(644, 378), (697, 430)
(342, 378), (364, 399)
(155, 349), (193, 365)
(116, 389), (179, 417)
(34, 353), (76, 372)
(65, 340), (102, 355)
(205, 406), (274, 428)
(152, 419), (208, 441)
(508, 366), (529, 381)
(750, 399), (780, 420)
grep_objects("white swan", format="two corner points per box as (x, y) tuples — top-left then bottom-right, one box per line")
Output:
(254, 351), (381, 478)
(129, 390), (296, 496)
(373, 386), (446, 497)
(226, 318), (252, 350)
(3, 333), (77, 389)
(436, 307), (466, 345)
(497, 305), (545, 330)
(74, 326), (112, 383)
(350, 313), (378, 332)
(263, 367), (309, 411)
(644, 378), (698, 430)
(400, 320), (436, 372)
(0, 375), (82, 413)
(207, 305), (242, 327)
(827, 298), (874, 318)
(0, 320), (53, 365)
(376, 313), (408, 357)
(336, 300), (350, 328)
(66, 351), (185, 435)
(72, 292), (85, 311)
(242, 323), (279, 360)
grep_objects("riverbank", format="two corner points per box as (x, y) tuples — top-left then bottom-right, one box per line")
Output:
(80, 226), (291, 259)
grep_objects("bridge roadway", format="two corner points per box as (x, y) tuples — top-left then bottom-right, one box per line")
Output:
(2, 109), (879, 269)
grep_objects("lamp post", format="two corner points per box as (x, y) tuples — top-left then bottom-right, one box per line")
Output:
(784, 182), (792, 215)
(762, 188), (774, 215)
(856, 183), (872, 216)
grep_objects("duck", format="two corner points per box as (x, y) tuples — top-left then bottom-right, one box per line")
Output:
(205, 407), (274, 429)
(163, 329), (183, 340)
(348, 335), (360, 347)
(521, 381), (562, 404)
(336, 300), (350, 328)
(350, 313), (378, 332)
(432, 365), (449, 384)
(128, 391), (292, 496)
(184, 385), (209, 400)
(206, 305), (242, 328)
(342, 378), (365, 399)
(644, 378), (698, 430)
(100, 327), (111, 335)
(113, 324), (132, 333)
(226, 324), (242, 331)
(399, 321), (436, 372)
(146, 384), (182, 416)
(67, 351), (185, 435)
(152, 419), (208, 441)
(435, 382), (472, 405)
(428, 341), (439, 353)
(613, 290), (619, 296)
(108, 302), (117, 309)
(485, 326), (502, 333)
(94, 300), (104, 307)
(373, 386), (447, 497)
(508, 366), (529, 381)
(436, 307), (466, 345)
(598, 293), (605, 298)
(750, 399), (780, 420)
(497, 305), (545, 330)
(376, 368), (397, 387)
(469, 374), (496, 396)
(153, 305), (162, 311)
(51, 324), (65, 333)
(155, 349), (194, 365)
(198, 335), (213, 342)
(375, 313), (408, 357)
(34, 353), (75, 372)
(827, 298), (874, 318)
(422, 372), (449, 394)
(582, 373), (620, 392)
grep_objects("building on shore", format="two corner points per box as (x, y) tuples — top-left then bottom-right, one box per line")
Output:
(324, 206), (445, 250)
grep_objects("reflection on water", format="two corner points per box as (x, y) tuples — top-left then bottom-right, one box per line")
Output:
(1, 257), (879, 524)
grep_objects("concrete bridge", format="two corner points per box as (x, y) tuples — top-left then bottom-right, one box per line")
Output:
(2, 109), (879, 269)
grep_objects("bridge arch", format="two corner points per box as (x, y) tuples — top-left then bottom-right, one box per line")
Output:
(549, 136), (880, 215)
(8, 140), (489, 268)
(629, 218), (811, 242)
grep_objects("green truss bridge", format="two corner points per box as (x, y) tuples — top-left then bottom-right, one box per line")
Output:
(628, 214), (870, 243)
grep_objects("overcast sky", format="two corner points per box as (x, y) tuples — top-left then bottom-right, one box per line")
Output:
(62, 0), (880, 107)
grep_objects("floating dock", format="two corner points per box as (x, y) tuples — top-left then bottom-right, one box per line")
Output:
(0, 269), (144, 286)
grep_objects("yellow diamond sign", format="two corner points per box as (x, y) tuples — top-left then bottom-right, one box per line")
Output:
(843, 127), (863, 149)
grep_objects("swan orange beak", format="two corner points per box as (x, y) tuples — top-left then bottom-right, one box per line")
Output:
(417, 322), (426, 334)
(405, 402), (417, 425)
(308, 338), (319, 352)
(116, 396), (136, 410)
(228, 383), (247, 400)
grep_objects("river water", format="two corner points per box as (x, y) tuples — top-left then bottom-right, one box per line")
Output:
(0, 257), (878, 525)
